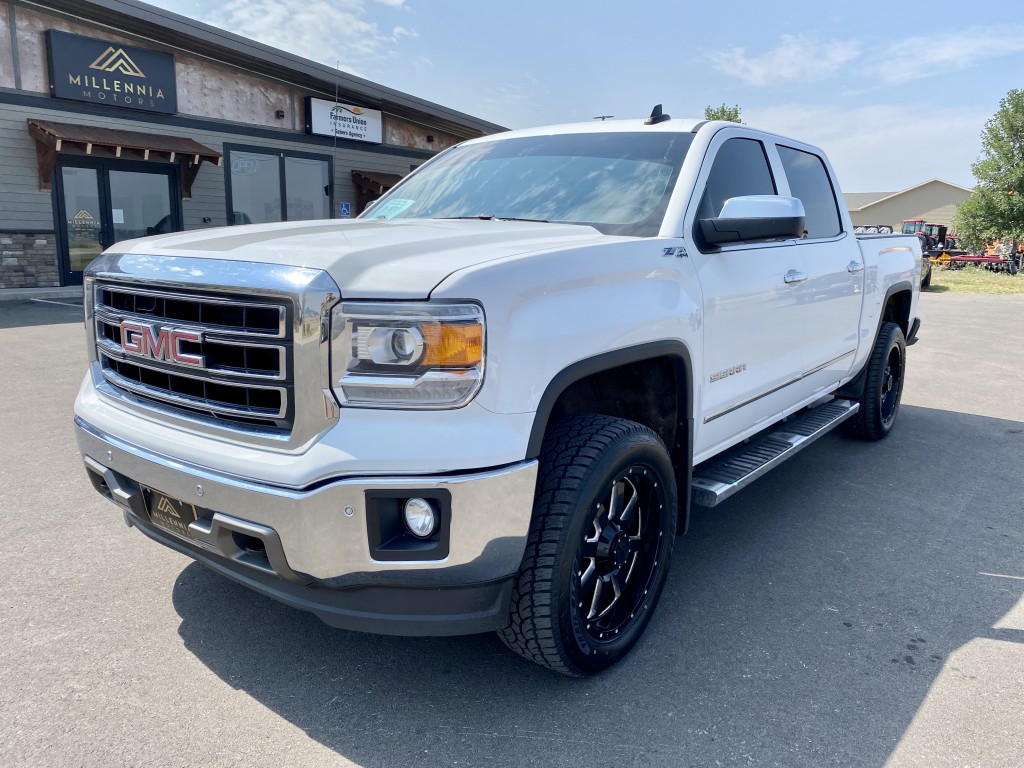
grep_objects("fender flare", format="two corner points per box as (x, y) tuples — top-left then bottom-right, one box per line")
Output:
(837, 280), (913, 400)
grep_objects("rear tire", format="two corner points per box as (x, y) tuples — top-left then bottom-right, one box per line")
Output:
(498, 413), (677, 676)
(841, 322), (906, 441)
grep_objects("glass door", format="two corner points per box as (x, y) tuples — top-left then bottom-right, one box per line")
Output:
(56, 159), (181, 285)
(109, 169), (175, 241)
(59, 166), (104, 278)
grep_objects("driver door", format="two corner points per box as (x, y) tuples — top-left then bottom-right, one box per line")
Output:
(687, 135), (807, 458)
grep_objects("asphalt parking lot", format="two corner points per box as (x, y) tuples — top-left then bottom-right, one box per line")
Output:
(1, 292), (1022, 768)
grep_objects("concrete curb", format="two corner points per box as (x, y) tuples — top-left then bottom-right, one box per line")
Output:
(0, 287), (83, 303)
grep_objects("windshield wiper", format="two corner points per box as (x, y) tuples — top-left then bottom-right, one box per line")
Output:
(437, 215), (551, 223)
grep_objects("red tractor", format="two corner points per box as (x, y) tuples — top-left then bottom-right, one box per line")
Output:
(901, 219), (958, 250)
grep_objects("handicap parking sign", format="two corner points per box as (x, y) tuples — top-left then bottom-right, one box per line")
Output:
(340, 202), (351, 218)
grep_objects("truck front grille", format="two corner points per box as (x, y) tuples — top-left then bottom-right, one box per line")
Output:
(93, 284), (293, 431)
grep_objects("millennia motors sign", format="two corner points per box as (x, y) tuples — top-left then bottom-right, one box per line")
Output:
(45, 30), (178, 114)
(305, 97), (383, 144)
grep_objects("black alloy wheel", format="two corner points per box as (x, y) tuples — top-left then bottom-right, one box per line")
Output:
(499, 413), (677, 676)
(879, 342), (903, 429)
(574, 466), (666, 644)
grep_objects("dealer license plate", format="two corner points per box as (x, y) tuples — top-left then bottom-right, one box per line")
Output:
(143, 487), (198, 540)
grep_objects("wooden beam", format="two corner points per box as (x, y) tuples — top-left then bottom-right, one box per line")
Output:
(27, 121), (58, 192)
(179, 158), (203, 201)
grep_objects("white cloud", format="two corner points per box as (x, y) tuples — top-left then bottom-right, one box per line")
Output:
(707, 25), (1024, 89)
(745, 103), (984, 191)
(374, 0), (406, 5)
(478, 77), (548, 128)
(864, 24), (1024, 84)
(703, 34), (861, 87)
(203, 0), (415, 76)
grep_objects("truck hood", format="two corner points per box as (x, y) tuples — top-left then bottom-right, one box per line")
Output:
(109, 218), (607, 298)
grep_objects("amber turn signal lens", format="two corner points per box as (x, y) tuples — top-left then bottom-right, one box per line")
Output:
(420, 323), (483, 367)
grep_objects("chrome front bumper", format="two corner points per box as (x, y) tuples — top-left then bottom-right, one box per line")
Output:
(76, 417), (539, 634)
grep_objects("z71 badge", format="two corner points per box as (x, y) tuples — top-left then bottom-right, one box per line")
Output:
(661, 246), (688, 258)
(710, 364), (747, 382)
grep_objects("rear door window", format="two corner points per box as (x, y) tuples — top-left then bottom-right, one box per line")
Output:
(777, 145), (842, 239)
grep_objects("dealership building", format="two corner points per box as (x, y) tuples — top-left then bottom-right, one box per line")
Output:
(0, 0), (504, 291)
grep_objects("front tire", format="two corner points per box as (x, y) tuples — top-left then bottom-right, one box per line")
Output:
(498, 414), (677, 676)
(841, 322), (906, 441)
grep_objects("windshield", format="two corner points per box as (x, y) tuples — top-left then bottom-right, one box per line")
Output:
(362, 132), (694, 237)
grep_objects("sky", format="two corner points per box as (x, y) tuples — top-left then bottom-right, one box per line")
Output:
(147, 0), (1024, 193)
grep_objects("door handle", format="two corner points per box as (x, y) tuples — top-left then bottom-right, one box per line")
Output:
(784, 270), (807, 285)
(847, 261), (864, 274)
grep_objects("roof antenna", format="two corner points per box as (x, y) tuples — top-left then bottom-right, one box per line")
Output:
(644, 104), (670, 125)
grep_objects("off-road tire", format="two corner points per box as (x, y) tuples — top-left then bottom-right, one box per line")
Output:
(498, 413), (677, 676)
(841, 322), (906, 441)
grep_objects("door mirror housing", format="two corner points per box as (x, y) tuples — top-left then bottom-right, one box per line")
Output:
(698, 195), (806, 247)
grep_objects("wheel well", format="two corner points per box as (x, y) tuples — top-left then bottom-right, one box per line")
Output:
(835, 284), (912, 402)
(882, 288), (912, 337)
(528, 346), (694, 532)
(548, 357), (680, 452)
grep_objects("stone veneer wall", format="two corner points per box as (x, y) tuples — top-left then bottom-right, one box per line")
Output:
(0, 232), (59, 288)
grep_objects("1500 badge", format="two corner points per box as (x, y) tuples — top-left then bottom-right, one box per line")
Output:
(710, 364), (747, 382)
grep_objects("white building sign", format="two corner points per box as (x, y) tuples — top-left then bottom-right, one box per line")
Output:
(305, 97), (383, 144)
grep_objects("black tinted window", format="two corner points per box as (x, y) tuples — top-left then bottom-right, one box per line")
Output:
(778, 145), (842, 238)
(698, 138), (775, 220)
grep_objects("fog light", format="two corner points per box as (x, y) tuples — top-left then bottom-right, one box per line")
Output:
(403, 497), (438, 538)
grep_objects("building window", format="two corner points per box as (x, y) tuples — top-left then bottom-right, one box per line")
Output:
(225, 145), (332, 225)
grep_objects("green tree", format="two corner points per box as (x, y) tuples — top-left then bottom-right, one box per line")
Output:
(704, 103), (742, 123)
(953, 89), (1024, 253)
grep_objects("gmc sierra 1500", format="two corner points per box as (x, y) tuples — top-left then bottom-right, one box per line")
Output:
(76, 108), (922, 675)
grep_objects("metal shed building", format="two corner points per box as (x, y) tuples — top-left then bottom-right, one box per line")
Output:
(844, 179), (972, 232)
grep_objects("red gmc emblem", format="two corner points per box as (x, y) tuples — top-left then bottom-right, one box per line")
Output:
(120, 321), (204, 367)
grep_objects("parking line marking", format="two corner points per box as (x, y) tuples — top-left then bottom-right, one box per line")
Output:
(30, 298), (83, 308)
(979, 572), (1024, 581)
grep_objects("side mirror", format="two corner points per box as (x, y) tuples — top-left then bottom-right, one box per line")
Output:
(699, 195), (806, 247)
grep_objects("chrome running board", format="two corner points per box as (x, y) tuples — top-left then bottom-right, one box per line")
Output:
(691, 399), (860, 507)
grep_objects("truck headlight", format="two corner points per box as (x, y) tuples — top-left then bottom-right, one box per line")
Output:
(330, 301), (485, 408)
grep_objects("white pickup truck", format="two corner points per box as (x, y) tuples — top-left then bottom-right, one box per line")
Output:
(75, 108), (922, 676)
